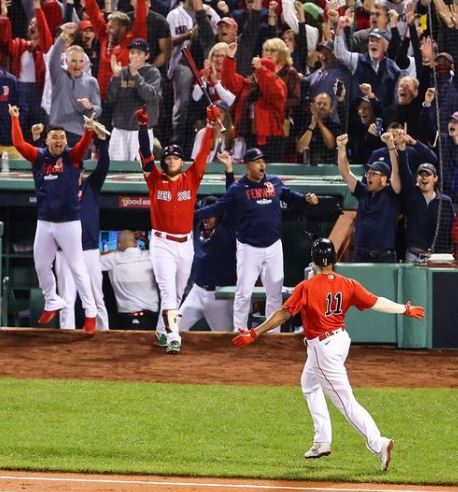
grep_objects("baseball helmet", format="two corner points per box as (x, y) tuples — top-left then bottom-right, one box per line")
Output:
(311, 238), (336, 266)
(160, 144), (185, 172)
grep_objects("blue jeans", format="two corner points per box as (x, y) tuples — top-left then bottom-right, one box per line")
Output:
(352, 248), (396, 263)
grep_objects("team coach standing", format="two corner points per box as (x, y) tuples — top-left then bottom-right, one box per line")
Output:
(195, 148), (320, 332)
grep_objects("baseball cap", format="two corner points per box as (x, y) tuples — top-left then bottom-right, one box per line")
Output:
(448, 111), (458, 122)
(128, 38), (149, 53)
(367, 161), (391, 176)
(243, 148), (268, 164)
(303, 2), (323, 20)
(78, 20), (94, 31)
(368, 28), (389, 41)
(417, 163), (437, 176)
(317, 40), (334, 52)
(435, 52), (453, 64)
(217, 17), (238, 28)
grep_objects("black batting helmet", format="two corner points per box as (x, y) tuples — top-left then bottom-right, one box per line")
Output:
(311, 238), (336, 266)
(160, 144), (185, 172)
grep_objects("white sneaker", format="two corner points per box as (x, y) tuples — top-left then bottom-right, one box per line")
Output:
(379, 437), (394, 471)
(304, 442), (331, 459)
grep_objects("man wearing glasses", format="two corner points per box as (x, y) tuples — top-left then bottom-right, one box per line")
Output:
(337, 132), (402, 262)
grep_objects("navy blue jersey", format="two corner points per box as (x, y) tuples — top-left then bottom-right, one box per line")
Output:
(194, 174), (308, 248)
(80, 140), (110, 250)
(32, 147), (82, 222)
(192, 172), (237, 288)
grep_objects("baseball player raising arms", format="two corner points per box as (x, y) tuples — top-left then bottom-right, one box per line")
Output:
(9, 104), (98, 335)
(233, 238), (425, 471)
(136, 103), (220, 353)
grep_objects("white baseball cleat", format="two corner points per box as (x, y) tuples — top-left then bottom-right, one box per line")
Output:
(304, 442), (331, 459)
(379, 437), (394, 471)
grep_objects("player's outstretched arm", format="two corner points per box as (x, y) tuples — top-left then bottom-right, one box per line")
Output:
(9, 105), (39, 163)
(371, 297), (425, 319)
(232, 307), (291, 348)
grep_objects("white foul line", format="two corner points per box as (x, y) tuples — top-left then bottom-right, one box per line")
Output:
(0, 476), (451, 492)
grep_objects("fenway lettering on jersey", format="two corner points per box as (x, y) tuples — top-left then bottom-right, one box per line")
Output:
(245, 182), (276, 200)
(157, 190), (172, 201)
(178, 190), (191, 201)
(43, 157), (64, 175)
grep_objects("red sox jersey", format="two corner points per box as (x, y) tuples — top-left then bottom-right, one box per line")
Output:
(143, 127), (213, 235)
(283, 272), (377, 340)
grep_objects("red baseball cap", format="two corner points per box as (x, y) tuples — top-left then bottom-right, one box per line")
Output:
(79, 20), (94, 31)
(217, 17), (238, 29)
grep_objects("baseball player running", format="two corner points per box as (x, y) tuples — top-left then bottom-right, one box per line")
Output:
(137, 104), (219, 353)
(55, 125), (110, 330)
(233, 238), (425, 471)
(9, 104), (98, 335)
(194, 148), (319, 332)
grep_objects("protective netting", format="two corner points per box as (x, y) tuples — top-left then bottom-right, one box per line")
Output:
(0, 0), (457, 260)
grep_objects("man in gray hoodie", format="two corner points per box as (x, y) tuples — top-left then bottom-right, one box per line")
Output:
(49, 22), (102, 146)
(108, 37), (161, 161)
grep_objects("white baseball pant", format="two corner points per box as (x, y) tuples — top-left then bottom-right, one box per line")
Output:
(149, 231), (194, 344)
(179, 283), (234, 331)
(33, 220), (97, 317)
(109, 127), (154, 161)
(55, 249), (109, 330)
(233, 239), (284, 331)
(301, 329), (384, 454)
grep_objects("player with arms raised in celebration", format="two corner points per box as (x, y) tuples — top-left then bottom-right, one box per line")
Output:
(233, 238), (425, 471)
(136, 103), (220, 353)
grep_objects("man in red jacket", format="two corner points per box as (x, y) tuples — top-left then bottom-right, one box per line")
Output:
(0, 0), (52, 137)
(83, 0), (147, 103)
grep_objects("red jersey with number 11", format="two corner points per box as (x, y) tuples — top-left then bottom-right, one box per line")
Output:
(283, 272), (377, 340)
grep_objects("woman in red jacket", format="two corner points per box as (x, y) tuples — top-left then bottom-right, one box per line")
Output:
(221, 41), (287, 162)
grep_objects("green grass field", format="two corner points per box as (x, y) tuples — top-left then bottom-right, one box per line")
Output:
(0, 378), (456, 485)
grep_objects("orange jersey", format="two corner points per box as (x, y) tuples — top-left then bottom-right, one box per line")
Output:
(143, 128), (213, 235)
(283, 272), (377, 340)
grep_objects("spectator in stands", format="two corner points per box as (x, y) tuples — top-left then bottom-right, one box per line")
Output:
(442, 111), (458, 204)
(262, 37), (300, 157)
(197, 0), (262, 77)
(399, 160), (455, 263)
(166, 0), (220, 148)
(0, 0), (52, 138)
(84, 0), (147, 102)
(180, 152), (236, 331)
(367, 121), (437, 175)
(55, 124), (110, 330)
(49, 23), (101, 146)
(221, 41), (287, 161)
(108, 38), (161, 160)
(337, 132), (401, 262)
(76, 20), (100, 78)
(101, 230), (160, 329)
(382, 78), (436, 146)
(194, 147), (319, 332)
(280, 2), (308, 77)
(336, 82), (382, 164)
(297, 92), (339, 165)
(346, 3), (390, 53)
(127, 0), (172, 76)
(0, 67), (19, 156)
(334, 20), (400, 107)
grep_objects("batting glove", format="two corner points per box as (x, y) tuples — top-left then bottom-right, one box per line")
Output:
(206, 104), (220, 124)
(135, 106), (149, 126)
(404, 301), (425, 320)
(232, 328), (258, 348)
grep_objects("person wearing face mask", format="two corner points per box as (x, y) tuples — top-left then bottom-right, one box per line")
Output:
(337, 132), (402, 262)
(48, 23), (101, 146)
(334, 18), (400, 108)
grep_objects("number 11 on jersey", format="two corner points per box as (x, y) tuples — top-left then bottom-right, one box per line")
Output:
(325, 292), (343, 316)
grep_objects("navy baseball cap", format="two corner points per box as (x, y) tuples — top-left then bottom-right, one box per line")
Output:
(369, 28), (389, 41)
(128, 38), (149, 53)
(417, 163), (437, 176)
(367, 161), (391, 176)
(449, 111), (458, 122)
(243, 148), (268, 164)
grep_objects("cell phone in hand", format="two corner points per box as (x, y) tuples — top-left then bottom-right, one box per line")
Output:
(336, 79), (344, 98)
(375, 117), (383, 137)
